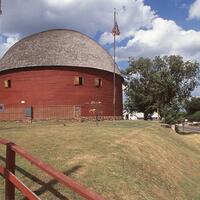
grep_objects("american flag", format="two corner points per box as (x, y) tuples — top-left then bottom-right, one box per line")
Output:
(112, 10), (120, 36)
(112, 20), (120, 36)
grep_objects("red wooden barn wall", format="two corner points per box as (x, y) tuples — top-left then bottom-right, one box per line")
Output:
(0, 66), (123, 119)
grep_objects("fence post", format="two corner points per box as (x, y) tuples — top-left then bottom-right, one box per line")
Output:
(5, 143), (15, 200)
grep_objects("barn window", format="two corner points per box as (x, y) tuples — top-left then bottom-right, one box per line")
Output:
(95, 78), (102, 87)
(0, 104), (4, 112)
(4, 80), (11, 88)
(74, 76), (84, 86)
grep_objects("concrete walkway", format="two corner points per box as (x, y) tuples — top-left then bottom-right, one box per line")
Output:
(177, 125), (200, 133)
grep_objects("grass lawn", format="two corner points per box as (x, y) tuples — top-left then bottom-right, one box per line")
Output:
(0, 120), (200, 199)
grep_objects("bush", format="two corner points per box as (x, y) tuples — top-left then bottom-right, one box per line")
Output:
(188, 111), (200, 122)
(161, 103), (186, 125)
(185, 97), (200, 115)
(163, 110), (186, 125)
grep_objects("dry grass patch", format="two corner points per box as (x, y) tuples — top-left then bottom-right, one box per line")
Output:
(0, 121), (200, 199)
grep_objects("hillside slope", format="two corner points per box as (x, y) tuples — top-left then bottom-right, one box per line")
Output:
(0, 121), (199, 199)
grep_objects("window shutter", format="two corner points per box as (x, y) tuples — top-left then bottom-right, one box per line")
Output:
(99, 79), (102, 87)
(4, 80), (11, 88)
(80, 77), (83, 85)
(74, 76), (79, 85)
(74, 76), (83, 85)
(95, 78), (102, 87)
(95, 78), (99, 87)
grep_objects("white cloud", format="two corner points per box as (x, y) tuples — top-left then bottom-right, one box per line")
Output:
(0, 0), (156, 57)
(0, 0), (200, 68)
(0, 0), (200, 95)
(116, 18), (200, 62)
(0, 0), (155, 37)
(188, 0), (200, 20)
(99, 0), (156, 44)
(45, 0), (74, 7)
(0, 34), (19, 58)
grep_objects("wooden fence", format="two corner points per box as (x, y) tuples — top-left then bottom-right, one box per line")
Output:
(0, 138), (106, 200)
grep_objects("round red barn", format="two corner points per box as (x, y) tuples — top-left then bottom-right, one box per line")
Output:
(0, 29), (123, 120)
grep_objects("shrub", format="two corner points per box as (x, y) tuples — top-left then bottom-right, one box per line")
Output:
(188, 111), (200, 122)
(161, 103), (186, 125)
(185, 97), (200, 115)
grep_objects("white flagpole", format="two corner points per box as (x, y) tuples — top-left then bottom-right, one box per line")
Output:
(0, 0), (2, 15)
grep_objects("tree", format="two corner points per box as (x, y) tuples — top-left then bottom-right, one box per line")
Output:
(160, 100), (186, 124)
(187, 111), (200, 122)
(185, 97), (200, 122)
(185, 97), (200, 115)
(123, 57), (156, 120)
(123, 55), (199, 121)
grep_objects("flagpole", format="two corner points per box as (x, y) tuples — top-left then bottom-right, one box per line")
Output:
(0, 0), (2, 15)
(113, 8), (116, 122)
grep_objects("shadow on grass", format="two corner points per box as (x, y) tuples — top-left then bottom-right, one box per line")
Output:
(0, 156), (82, 199)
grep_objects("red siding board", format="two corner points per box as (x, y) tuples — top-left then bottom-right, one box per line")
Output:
(0, 67), (123, 120)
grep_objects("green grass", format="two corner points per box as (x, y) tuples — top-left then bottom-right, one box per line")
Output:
(0, 120), (200, 199)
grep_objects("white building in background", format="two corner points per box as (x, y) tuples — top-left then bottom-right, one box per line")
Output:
(122, 85), (159, 120)
(123, 111), (158, 120)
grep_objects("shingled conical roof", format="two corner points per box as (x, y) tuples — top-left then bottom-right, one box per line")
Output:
(0, 29), (120, 74)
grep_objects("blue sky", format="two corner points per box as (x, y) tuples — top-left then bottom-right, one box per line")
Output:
(145, 0), (199, 30)
(1, 0), (200, 95)
(105, 0), (200, 70)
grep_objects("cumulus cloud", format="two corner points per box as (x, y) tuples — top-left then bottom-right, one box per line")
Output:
(0, 0), (155, 37)
(99, 0), (156, 44)
(0, 0), (200, 67)
(0, 0), (200, 95)
(116, 17), (200, 62)
(188, 0), (200, 20)
(0, 0), (156, 57)
(0, 34), (19, 58)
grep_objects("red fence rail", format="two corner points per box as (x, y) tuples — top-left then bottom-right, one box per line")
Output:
(0, 138), (106, 200)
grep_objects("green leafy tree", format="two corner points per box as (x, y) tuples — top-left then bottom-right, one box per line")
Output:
(185, 97), (200, 115)
(161, 100), (186, 124)
(123, 57), (156, 120)
(188, 111), (200, 122)
(123, 55), (199, 121)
